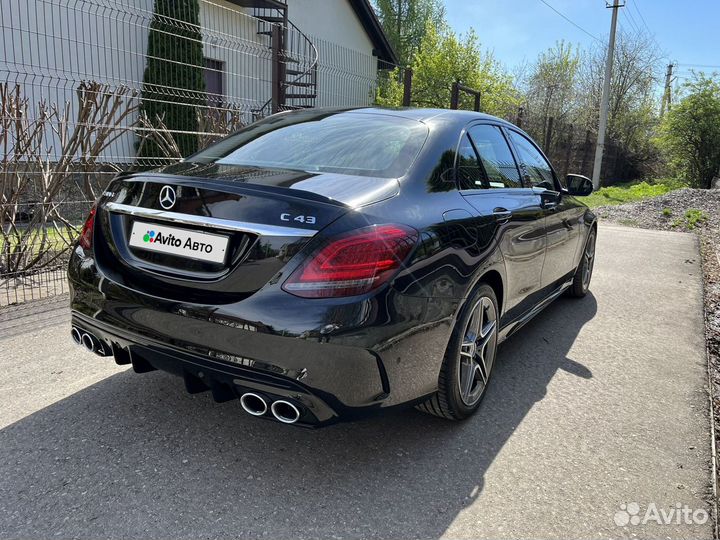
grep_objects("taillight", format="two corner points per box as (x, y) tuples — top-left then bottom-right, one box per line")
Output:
(78, 205), (97, 250)
(282, 224), (418, 298)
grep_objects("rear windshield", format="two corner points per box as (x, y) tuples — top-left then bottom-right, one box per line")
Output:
(188, 112), (428, 178)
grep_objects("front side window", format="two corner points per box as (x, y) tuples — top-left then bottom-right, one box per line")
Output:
(468, 125), (522, 188)
(189, 112), (428, 179)
(506, 130), (557, 190)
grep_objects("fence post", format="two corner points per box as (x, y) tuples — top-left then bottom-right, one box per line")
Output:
(402, 68), (413, 107)
(564, 123), (574, 177)
(473, 91), (481, 112)
(580, 129), (592, 176)
(271, 24), (282, 114)
(450, 81), (459, 110)
(544, 116), (554, 152)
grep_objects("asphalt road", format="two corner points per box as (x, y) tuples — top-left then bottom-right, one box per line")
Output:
(0, 224), (712, 539)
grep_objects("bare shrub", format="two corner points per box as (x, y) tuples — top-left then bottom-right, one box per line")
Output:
(0, 82), (139, 275)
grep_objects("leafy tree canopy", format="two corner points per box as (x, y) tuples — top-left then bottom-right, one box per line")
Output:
(373, 0), (445, 68)
(658, 75), (720, 188)
(376, 22), (519, 117)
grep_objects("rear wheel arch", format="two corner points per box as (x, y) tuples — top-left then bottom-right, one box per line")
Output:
(479, 270), (504, 317)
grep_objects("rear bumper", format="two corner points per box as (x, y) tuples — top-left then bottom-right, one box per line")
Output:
(67, 241), (457, 425)
(71, 311), (359, 427)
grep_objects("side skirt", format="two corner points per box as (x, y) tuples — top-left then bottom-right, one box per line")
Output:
(497, 278), (574, 344)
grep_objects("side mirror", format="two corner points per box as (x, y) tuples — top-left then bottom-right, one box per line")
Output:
(566, 174), (593, 196)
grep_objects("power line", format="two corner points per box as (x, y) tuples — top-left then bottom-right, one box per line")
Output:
(676, 63), (720, 69)
(629, 0), (652, 35)
(623, 6), (642, 34)
(625, 0), (666, 61)
(537, 0), (603, 43)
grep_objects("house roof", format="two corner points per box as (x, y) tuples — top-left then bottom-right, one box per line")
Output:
(347, 0), (399, 65)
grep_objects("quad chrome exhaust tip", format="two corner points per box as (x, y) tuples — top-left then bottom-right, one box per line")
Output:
(81, 332), (96, 353)
(271, 400), (301, 424)
(71, 327), (82, 345)
(71, 327), (109, 356)
(240, 393), (268, 416)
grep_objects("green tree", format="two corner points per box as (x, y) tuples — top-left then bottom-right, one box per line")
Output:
(523, 42), (579, 128)
(373, 0), (445, 68)
(658, 75), (720, 188)
(382, 22), (518, 116)
(138, 0), (206, 161)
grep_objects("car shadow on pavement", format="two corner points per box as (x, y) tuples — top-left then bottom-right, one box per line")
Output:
(0, 294), (596, 540)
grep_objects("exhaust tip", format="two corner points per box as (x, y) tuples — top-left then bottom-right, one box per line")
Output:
(71, 327), (82, 345)
(81, 333), (95, 353)
(240, 393), (268, 416)
(271, 400), (301, 424)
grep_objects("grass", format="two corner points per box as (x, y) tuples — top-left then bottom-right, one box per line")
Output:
(672, 209), (709, 230)
(0, 226), (77, 255)
(583, 178), (686, 209)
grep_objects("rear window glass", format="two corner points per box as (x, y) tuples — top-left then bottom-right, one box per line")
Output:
(188, 112), (428, 178)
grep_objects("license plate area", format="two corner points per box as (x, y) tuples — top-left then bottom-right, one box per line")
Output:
(129, 220), (229, 264)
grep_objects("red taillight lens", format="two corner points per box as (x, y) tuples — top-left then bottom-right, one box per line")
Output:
(78, 205), (97, 250)
(282, 224), (418, 298)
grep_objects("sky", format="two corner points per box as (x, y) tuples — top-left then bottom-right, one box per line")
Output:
(442, 0), (720, 82)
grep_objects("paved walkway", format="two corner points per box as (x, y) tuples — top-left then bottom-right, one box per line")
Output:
(0, 224), (712, 539)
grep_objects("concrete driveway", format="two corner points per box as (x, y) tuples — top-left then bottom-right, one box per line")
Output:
(0, 224), (712, 539)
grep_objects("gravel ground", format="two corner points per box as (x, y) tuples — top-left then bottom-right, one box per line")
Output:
(595, 187), (720, 232)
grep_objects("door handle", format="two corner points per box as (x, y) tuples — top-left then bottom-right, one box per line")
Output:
(541, 200), (558, 211)
(492, 208), (512, 223)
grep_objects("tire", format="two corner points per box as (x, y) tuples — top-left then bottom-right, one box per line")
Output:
(568, 227), (596, 298)
(416, 284), (499, 420)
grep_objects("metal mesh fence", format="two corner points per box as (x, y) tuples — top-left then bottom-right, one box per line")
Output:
(1, 0), (396, 306)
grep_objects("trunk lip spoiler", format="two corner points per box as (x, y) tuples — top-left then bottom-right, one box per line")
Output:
(105, 202), (318, 238)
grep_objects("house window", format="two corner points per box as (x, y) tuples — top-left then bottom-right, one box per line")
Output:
(203, 58), (224, 107)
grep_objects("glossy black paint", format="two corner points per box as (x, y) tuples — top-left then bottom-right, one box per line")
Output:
(68, 107), (596, 427)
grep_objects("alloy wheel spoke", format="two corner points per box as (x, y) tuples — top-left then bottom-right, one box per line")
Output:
(479, 318), (496, 340)
(457, 295), (498, 405)
(469, 303), (483, 341)
(460, 359), (476, 398)
(476, 354), (488, 384)
(460, 341), (475, 358)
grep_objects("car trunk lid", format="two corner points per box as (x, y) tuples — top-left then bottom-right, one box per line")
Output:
(93, 168), (398, 302)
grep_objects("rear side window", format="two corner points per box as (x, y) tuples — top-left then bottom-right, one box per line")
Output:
(467, 125), (522, 188)
(506, 130), (557, 190)
(189, 113), (428, 179)
(456, 134), (485, 188)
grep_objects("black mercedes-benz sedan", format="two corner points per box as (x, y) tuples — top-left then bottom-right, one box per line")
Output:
(68, 107), (596, 427)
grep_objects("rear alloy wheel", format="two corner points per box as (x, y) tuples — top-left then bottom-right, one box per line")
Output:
(417, 284), (499, 420)
(568, 228), (596, 298)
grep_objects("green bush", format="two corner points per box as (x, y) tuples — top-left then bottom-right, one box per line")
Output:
(138, 0), (206, 160)
(670, 209), (708, 230)
(684, 209), (708, 230)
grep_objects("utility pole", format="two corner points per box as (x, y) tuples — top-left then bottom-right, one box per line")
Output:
(660, 63), (674, 118)
(591, 1), (624, 191)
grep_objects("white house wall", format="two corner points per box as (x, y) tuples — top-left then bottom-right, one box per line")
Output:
(1, 0), (383, 164)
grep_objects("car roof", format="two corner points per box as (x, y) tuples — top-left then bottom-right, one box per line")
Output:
(275, 106), (514, 128)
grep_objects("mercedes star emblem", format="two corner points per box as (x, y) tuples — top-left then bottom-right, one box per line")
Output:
(159, 185), (176, 210)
